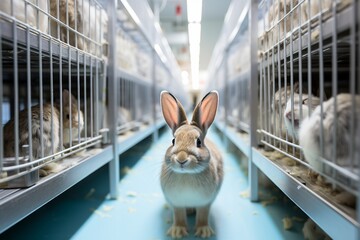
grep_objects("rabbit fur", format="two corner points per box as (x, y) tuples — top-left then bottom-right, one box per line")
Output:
(0, 0), (48, 33)
(284, 92), (321, 140)
(49, 0), (108, 56)
(299, 94), (360, 174)
(3, 89), (84, 177)
(160, 91), (223, 238)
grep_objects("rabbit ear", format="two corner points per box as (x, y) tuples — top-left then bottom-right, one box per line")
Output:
(62, 89), (78, 106)
(191, 91), (219, 135)
(62, 89), (70, 105)
(160, 91), (188, 133)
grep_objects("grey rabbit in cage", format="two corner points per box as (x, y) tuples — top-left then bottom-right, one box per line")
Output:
(3, 90), (84, 177)
(284, 92), (321, 140)
(299, 94), (360, 174)
(160, 91), (223, 238)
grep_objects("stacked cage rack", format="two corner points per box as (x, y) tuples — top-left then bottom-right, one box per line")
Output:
(207, 0), (360, 239)
(0, 0), (189, 233)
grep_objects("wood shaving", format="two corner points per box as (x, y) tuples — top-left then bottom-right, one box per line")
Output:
(103, 205), (113, 212)
(126, 191), (137, 197)
(239, 189), (250, 198)
(280, 156), (297, 166)
(90, 208), (111, 218)
(261, 196), (278, 206)
(282, 217), (293, 230)
(270, 151), (285, 160)
(121, 166), (132, 175)
(334, 191), (356, 207)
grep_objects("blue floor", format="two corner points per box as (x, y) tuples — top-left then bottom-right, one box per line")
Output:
(1, 127), (307, 240)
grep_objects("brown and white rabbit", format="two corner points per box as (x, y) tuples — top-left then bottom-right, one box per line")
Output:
(284, 93), (321, 140)
(49, 0), (85, 50)
(49, 0), (108, 57)
(3, 89), (84, 177)
(0, 0), (48, 33)
(299, 94), (360, 174)
(160, 91), (223, 238)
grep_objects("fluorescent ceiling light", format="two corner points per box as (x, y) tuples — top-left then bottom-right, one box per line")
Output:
(189, 44), (200, 63)
(187, 0), (202, 23)
(188, 23), (201, 45)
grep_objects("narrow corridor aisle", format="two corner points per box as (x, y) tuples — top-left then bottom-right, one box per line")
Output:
(2, 127), (306, 240)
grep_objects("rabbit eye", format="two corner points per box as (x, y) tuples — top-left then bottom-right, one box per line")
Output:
(172, 138), (175, 146)
(196, 138), (202, 148)
(66, 114), (70, 119)
(302, 98), (309, 105)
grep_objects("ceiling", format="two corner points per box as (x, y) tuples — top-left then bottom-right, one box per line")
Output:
(148, 0), (231, 76)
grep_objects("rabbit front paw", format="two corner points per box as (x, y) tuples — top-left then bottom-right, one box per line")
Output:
(195, 225), (215, 238)
(167, 225), (188, 239)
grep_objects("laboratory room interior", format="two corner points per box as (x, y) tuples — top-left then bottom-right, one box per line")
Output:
(0, 0), (359, 239)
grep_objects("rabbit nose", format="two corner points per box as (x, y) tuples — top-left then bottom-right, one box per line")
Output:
(177, 160), (188, 166)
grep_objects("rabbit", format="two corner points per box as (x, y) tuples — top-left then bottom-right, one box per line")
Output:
(299, 94), (360, 174)
(0, 0), (48, 33)
(3, 89), (84, 177)
(284, 93), (321, 140)
(80, 0), (108, 57)
(49, 0), (108, 57)
(267, 0), (302, 45)
(271, 83), (300, 138)
(160, 91), (223, 238)
(49, 0), (85, 51)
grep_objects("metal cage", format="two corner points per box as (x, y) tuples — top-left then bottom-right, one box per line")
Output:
(207, 0), (360, 239)
(0, 0), (108, 188)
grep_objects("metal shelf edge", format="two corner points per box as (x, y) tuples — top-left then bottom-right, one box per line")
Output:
(117, 125), (155, 154)
(252, 148), (359, 240)
(215, 121), (251, 157)
(0, 146), (113, 233)
(116, 68), (152, 85)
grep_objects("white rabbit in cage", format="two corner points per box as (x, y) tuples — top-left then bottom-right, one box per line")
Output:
(299, 94), (360, 174)
(3, 90), (84, 177)
(283, 93), (321, 140)
(0, 0), (49, 33)
(79, 0), (108, 57)
(271, 83), (300, 139)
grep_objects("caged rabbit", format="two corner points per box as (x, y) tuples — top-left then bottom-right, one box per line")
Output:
(49, 0), (85, 50)
(299, 94), (360, 175)
(271, 83), (300, 138)
(160, 91), (223, 238)
(284, 92), (321, 140)
(3, 89), (84, 177)
(49, 0), (108, 56)
(0, 0), (48, 33)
